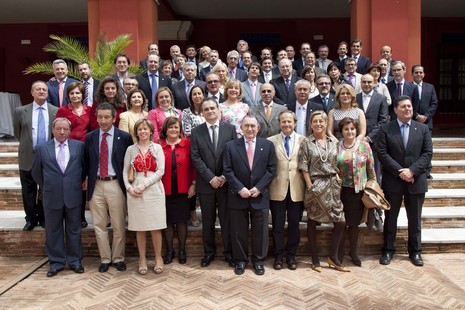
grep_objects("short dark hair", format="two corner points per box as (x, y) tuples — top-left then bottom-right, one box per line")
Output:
(126, 89), (148, 111)
(393, 95), (412, 108)
(114, 53), (131, 65)
(134, 118), (154, 142)
(338, 117), (359, 135)
(96, 102), (116, 118)
(66, 82), (85, 100)
(411, 64), (423, 74)
(160, 116), (182, 140)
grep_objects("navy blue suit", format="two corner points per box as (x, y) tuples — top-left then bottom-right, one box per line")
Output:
(310, 93), (336, 114)
(173, 79), (206, 110)
(136, 72), (173, 110)
(32, 139), (85, 271)
(46, 77), (79, 107)
(387, 80), (418, 120)
(355, 55), (371, 74)
(413, 82), (438, 130)
(270, 76), (302, 106)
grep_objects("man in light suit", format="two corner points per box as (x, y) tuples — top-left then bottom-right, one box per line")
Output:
(84, 103), (133, 273)
(287, 80), (324, 136)
(268, 110), (305, 270)
(241, 62), (262, 107)
(270, 58), (302, 106)
(310, 74), (336, 114)
(46, 59), (78, 107)
(356, 74), (389, 180)
(387, 61), (418, 120)
(136, 53), (172, 110)
(226, 50), (248, 82)
(377, 96), (432, 267)
(14, 81), (58, 231)
(173, 62), (206, 110)
(32, 117), (85, 277)
(350, 39), (371, 74)
(223, 114), (276, 275)
(252, 83), (287, 137)
(191, 98), (237, 268)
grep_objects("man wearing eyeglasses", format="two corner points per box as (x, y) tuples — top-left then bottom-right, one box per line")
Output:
(343, 58), (362, 93)
(251, 83), (287, 137)
(122, 77), (139, 97)
(310, 74), (336, 114)
(205, 72), (224, 103)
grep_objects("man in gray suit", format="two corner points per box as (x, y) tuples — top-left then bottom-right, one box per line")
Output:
(252, 83), (287, 137)
(14, 81), (58, 231)
(241, 62), (262, 107)
(190, 98), (237, 268)
(32, 118), (85, 277)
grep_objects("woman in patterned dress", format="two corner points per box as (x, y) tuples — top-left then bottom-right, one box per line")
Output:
(220, 79), (249, 138)
(298, 110), (349, 272)
(337, 117), (376, 267)
(327, 84), (366, 141)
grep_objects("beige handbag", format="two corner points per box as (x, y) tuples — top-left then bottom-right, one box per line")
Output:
(362, 180), (391, 210)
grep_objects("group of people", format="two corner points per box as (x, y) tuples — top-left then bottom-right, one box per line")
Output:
(13, 38), (435, 277)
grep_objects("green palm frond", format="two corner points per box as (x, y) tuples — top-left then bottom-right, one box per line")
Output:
(23, 62), (54, 76)
(43, 35), (89, 63)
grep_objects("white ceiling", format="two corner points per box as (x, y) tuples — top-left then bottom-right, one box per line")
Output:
(0, 0), (463, 24)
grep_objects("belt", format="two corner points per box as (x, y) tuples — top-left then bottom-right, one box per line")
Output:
(96, 176), (117, 181)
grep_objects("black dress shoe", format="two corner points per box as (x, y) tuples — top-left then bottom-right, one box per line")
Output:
(164, 251), (175, 264)
(234, 262), (246, 275)
(287, 259), (298, 270)
(379, 252), (393, 265)
(273, 259), (283, 270)
(225, 256), (235, 268)
(201, 255), (215, 267)
(39, 221), (46, 228)
(70, 265), (85, 274)
(409, 253), (424, 267)
(81, 221), (88, 228)
(253, 263), (265, 276)
(23, 221), (36, 231)
(179, 251), (187, 264)
(114, 261), (127, 271)
(98, 263), (111, 273)
(47, 269), (59, 277)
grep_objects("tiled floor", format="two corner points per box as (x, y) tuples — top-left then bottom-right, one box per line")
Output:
(0, 254), (464, 309)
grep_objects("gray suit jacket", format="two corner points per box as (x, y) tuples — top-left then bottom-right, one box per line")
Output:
(241, 80), (262, 107)
(14, 102), (58, 170)
(356, 92), (389, 142)
(251, 103), (287, 138)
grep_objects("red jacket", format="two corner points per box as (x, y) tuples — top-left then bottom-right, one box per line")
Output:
(160, 138), (196, 195)
(56, 104), (91, 142)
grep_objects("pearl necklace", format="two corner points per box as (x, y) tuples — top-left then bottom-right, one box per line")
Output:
(316, 138), (329, 162)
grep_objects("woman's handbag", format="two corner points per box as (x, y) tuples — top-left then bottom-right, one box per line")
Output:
(128, 165), (136, 183)
(362, 180), (391, 210)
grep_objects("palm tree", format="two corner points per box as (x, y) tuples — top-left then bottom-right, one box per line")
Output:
(23, 33), (143, 80)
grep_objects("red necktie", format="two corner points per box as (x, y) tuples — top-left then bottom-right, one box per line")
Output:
(100, 132), (109, 177)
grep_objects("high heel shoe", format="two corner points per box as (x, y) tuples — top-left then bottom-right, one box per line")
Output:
(164, 251), (175, 264)
(311, 264), (322, 273)
(179, 251), (187, 264)
(350, 255), (362, 267)
(138, 266), (148, 275)
(154, 264), (163, 274)
(327, 257), (350, 272)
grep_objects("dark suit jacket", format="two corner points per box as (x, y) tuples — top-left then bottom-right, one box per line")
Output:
(270, 75), (302, 106)
(292, 57), (306, 74)
(232, 68), (248, 82)
(356, 92), (389, 142)
(334, 57), (347, 73)
(377, 120), (432, 194)
(206, 92), (224, 103)
(413, 82), (438, 129)
(32, 139), (85, 209)
(84, 127), (133, 200)
(287, 100), (325, 135)
(387, 80), (418, 120)
(13, 103), (58, 170)
(258, 70), (280, 84)
(199, 65), (213, 81)
(309, 93), (336, 114)
(173, 79), (206, 110)
(251, 103), (287, 138)
(190, 122), (237, 194)
(223, 137), (276, 210)
(136, 72), (173, 110)
(355, 55), (371, 74)
(297, 66), (325, 78)
(46, 77), (79, 107)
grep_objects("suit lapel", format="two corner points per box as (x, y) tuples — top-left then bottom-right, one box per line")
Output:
(201, 123), (216, 154)
(46, 140), (61, 173)
(274, 135), (287, 158)
(237, 138), (249, 169)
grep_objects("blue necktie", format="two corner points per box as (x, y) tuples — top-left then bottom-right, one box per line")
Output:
(401, 123), (409, 148)
(284, 136), (290, 156)
(285, 79), (290, 91)
(151, 74), (158, 108)
(37, 106), (46, 147)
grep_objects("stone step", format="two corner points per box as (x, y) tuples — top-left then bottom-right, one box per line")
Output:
(432, 137), (465, 148)
(424, 188), (465, 207)
(431, 160), (465, 173)
(398, 206), (465, 229)
(428, 173), (465, 189)
(0, 142), (19, 153)
(432, 148), (465, 161)
(0, 152), (18, 164)
(0, 164), (19, 177)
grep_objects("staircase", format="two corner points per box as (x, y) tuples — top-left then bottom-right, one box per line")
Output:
(1, 137), (464, 257)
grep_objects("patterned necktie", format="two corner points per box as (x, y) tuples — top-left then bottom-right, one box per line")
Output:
(58, 80), (64, 107)
(100, 132), (109, 177)
(229, 70), (235, 79)
(57, 142), (66, 173)
(246, 140), (254, 170)
(37, 106), (46, 147)
(349, 75), (355, 87)
(285, 79), (290, 91)
(322, 96), (328, 108)
(284, 136), (290, 156)
(83, 81), (90, 105)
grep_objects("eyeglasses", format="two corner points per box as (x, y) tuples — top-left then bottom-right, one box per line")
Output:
(317, 82), (330, 86)
(203, 106), (216, 111)
(345, 63), (356, 67)
(261, 90), (273, 93)
(207, 80), (219, 84)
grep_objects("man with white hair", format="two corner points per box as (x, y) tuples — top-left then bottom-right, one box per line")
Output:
(46, 59), (78, 107)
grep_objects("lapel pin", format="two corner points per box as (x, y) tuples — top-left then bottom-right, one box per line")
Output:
(117, 136), (121, 139)
(260, 148), (263, 151)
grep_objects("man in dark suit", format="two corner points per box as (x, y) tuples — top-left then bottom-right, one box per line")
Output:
(258, 57), (280, 84)
(287, 80), (324, 136)
(78, 61), (100, 107)
(139, 43), (159, 70)
(270, 58), (301, 106)
(32, 117), (85, 277)
(14, 81), (58, 231)
(378, 59), (394, 84)
(377, 95), (433, 267)
(411, 65), (438, 131)
(387, 61), (418, 120)
(226, 50), (248, 82)
(357, 74), (389, 180)
(292, 42), (311, 74)
(136, 53), (172, 110)
(334, 41), (349, 74)
(46, 59), (78, 107)
(191, 98), (237, 268)
(310, 74), (336, 114)
(84, 103), (133, 273)
(350, 39), (371, 74)
(199, 50), (220, 81)
(298, 52), (325, 77)
(205, 72), (224, 103)
(173, 62), (206, 110)
(223, 114), (276, 276)
(252, 83), (287, 137)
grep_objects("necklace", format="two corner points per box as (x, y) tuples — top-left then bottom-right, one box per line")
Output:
(343, 140), (356, 149)
(315, 138), (329, 162)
